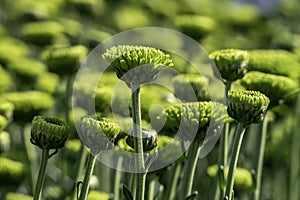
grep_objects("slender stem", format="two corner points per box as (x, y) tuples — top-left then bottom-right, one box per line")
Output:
(147, 178), (155, 200)
(131, 87), (146, 200)
(253, 115), (268, 200)
(113, 157), (123, 200)
(180, 138), (201, 199)
(79, 153), (97, 200)
(224, 123), (246, 200)
(65, 75), (73, 123)
(289, 95), (300, 200)
(163, 162), (182, 200)
(72, 145), (88, 200)
(34, 148), (49, 200)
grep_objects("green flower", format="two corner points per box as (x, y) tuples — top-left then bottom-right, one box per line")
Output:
(209, 49), (249, 83)
(207, 164), (253, 191)
(0, 115), (8, 131)
(21, 21), (64, 46)
(87, 190), (110, 200)
(85, 29), (112, 48)
(80, 116), (121, 153)
(35, 72), (60, 94)
(0, 91), (54, 122)
(174, 15), (215, 38)
(160, 101), (226, 140)
(126, 128), (158, 152)
(42, 45), (88, 75)
(31, 116), (69, 149)
(0, 131), (10, 152)
(0, 157), (26, 185)
(102, 45), (173, 88)
(0, 37), (29, 65)
(227, 90), (270, 127)
(240, 71), (299, 108)
(172, 74), (210, 102)
(7, 57), (47, 80)
(0, 101), (14, 121)
(5, 193), (33, 200)
(0, 66), (12, 93)
(64, 139), (82, 161)
(247, 50), (300, 79)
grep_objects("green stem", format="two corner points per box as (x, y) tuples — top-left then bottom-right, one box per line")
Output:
(147, 178), (155, 200)
(131, 87), (146, 200)
(253, 115), (268, 200)
(79, 153), (97, 200)
(113, 157), (123, 200)
(65, 75), (73, 123)
(164, 162), (182, 200)
(224, 123), (246, 200)
(72, 145), (88, 200)
(289, 96), (300, 200)
(180, 138), (201, 199)
(34, 148), (49, 200)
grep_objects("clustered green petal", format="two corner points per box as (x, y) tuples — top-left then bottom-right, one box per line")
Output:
(240, 71), (299, 108)
(80, 116), (121, 153)
(209, 49), (249, 82)
(0, 91), (54, 122)
(42, 45), (88, 75)
(207, 164), (253, 191)
(126, 128), (158, 152)
(172, 74), (210, 102)
(0, 157), (26, 185)
(31, 116), (69, 149)
(102, 45), (173, 87)
(227, 90), (270, 127)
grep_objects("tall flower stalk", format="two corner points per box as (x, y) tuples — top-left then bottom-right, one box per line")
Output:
(225, 90), (269, 200)
(103, 45), (173, 200)
(30, 116), (69, 200)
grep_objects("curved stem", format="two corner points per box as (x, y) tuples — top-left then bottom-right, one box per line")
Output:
(224, 123), (246, 200)
(131, 87), (146, 200)
(163, 162), (182, 200)
(34, 148), (49, 200)
(180, 138), (201, 199)
(253, 115), (268, 200)
(79, 153), (97, 200)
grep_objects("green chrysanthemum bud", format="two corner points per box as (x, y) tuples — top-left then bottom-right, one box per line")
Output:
(42, 45), (88, 75)
(7, 57), (47, 80)
(102, 45), (173, 88)
(0, 91), (54, 122)
(209, 49), (249, 83)
(0, 101), (14, 121)
(31, 116), (69, 149)
(172, 74), (210, 102)
(161, 101), (226, 140)
(0, 115), (8, 131)
(207, 165), (253, 191)
(0, 131), (10, 152)
(0, 157), (26, 185)
(126, 128), (158, 152)
(0, 66), (12, 93)
(227, 90), (270, 127)
(35, 72), (59, 94)
(80, 116), (121, 153)
(5, 192), (33, 200)
(87, 190), (110, 200)
(86, 29), (112, 48)
(223, 4), (259, 27)
(240, 71), (299, 108)
(64, 139), (82, 161)
(21, 21), (64, 46)
(174, 15), (215, 38)
(247, 50), (300, 79)
(0, 37), (29, 65)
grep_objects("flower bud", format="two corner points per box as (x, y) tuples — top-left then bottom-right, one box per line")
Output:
(0, 157), (26, 185)
(126, 128), (158, 152)
(0, 115), (8, 131)
(31, 116), (69, 149)
(102, 45), (173, 88)
(227, 90), (270, 127)
(209, 49), (249, 83)
(80, 116), (121, 154)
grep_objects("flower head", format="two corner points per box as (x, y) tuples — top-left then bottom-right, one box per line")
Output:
(0, 101), (14, 121)
(172, 74), (210, 102)
(240, 71), (299, 108)
(102, 45), (173, 88)
(0, 91), (54, 122)
(126, 128), (158, 152)
(0, 115), (8, 131)
(0, 157), (26, 185)
(227, 90), (270, 127)
(0, 66), (12, 93)
(80, 116), (121, 154)
(35, 72), (59, 94)
(209, 49), (249, 83)
(31, 116), (69, 149)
